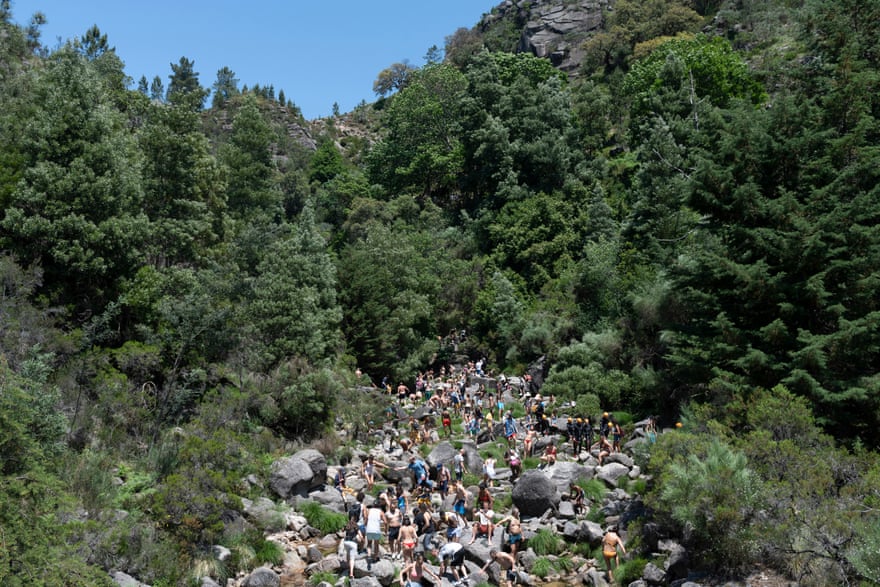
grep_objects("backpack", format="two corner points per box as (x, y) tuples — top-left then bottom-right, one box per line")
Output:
(348, 503), (362, 522)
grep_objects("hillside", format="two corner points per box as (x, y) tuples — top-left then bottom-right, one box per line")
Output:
(2, 0), (880, 585)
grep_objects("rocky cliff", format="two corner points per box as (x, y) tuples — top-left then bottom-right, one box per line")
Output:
(479, 0), (609, 74)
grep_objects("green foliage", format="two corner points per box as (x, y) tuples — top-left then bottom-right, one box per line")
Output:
(652, 438), (764, 571)
(616, 557), (648, 585)
(530, 556), (553, 578)
(297, 500), (347, 534)
(624, 34), (766, 131)
(309, 571), (339, 586)
(530, 528), (563, 556)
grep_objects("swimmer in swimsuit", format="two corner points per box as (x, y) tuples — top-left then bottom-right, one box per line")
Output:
(602, 526), (626, 582)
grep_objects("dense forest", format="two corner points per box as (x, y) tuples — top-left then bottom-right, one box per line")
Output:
(1, 0), (879, 585)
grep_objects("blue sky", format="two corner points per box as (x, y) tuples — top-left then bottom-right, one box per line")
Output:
(12, 0), (496, 119)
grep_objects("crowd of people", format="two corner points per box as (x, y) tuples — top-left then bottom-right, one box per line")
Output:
(340, 361), (631, 585)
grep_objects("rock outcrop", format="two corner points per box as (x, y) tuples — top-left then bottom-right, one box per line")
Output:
(479, 0), (610, 74)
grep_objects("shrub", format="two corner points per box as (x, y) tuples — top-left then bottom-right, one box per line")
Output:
(531, 556), (553, 578)
(616, 557), (648, 584)
(309, 571), (338, 585)
(578, 478), (607, 502)
(298, 500), (347, 534)
(530, 528), (563, 556)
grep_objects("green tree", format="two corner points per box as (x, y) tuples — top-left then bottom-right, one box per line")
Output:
(220, 95), (282, 220)
(652, 438), (765, 571)
(372, 60), (416, 97)
(211, 65), (239, 108)
(367, 63), (467, 201)
(138, 101), (226, 267)
(246, 203), (342, 370)
(167, 56), (208, 110)
(0, 47), (147, 313)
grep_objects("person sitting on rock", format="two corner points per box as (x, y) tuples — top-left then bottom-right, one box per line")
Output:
(539, 441), (557, 468)
(468, 501), (495, 544)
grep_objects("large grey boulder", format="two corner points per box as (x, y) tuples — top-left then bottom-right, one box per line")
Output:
(241, 566), (280, 587)
(643, 562), (666, 585)
(596, 462), (630, 487)
(542, 460), (593, 491)
(511, 470), (560, 517)
(269, 449), (327, 499)
(427, 441), (458, 468)
(561, 519), (603, 544)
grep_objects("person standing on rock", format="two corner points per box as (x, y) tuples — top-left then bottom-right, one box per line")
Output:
(437, 461), (452, 499)
(602, 526), (626, 583)
(364, 501), (386, 562)
(504, 412), (518, 449)
(385, 501), (402, 560)
(341, 517), (363, 579)
(453, 448), (468, 481)
(495, 507), (523, 558)
(399, 515), (418, 564)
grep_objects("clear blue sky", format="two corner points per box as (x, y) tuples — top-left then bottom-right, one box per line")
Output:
(12, 0), (496, 119)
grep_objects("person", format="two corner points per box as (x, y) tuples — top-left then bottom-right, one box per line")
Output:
(646, 416), (657, 443)
(504, 447), (522, 482)
(567, 417), (578, 454)
(476, 481), (494, 510)
(361, 455), (386, 491)
(468, 501), (495, 544)
(483, 455), (497, 487)
(441, 409), (453, 437)
(409, 416), (420, 444)
(396, 484), (410, 517)
(364, 501), (386, 562)
(334, 466), (350, 495)
(341, 517), (363, 578)
(414, 502), (436, 551)
(399, 552), (440, 587)
(437, 462), (451, 499)
(453, 480), (470, 518)
(611, 419), (623, 453)
(569, 482), (586, 516)
(434, 540), (466, 581)
(399, 515), (418, 564)
(399, 456), (432, 490)
(503, 413), (518, 448)
(480, 548), (517, 587)
(602, 526), (626, 582)
(453, 447), (467, 481)
(442, 509), (465, 542)
(539, 441), (557, 468)
(385, 501), (402, 560)
(523, 426), (538, 457)
(495, 508), (523, 558)
(348, 491), (366, 535)
(484, 410), (495, 440)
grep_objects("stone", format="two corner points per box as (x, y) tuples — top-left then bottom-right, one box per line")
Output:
(511, 469), (560, 517)
(270, 456), (319, 499)
(643, 562), (666, 585)
(596, 462), (630, 487)
(110, 572), (150, 587)
(426, 441), (458, 468)
(241, 566), (280, 587)
(665, 544), (690, 581)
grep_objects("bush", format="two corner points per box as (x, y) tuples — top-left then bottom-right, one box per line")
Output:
(531, 556), (553, 578)
(530, 528), (563, 556)
(615, 557), (648, 584)
(297, 500), (347, 534)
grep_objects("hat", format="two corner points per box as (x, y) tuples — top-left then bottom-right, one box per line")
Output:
(603, 412), (609, 417)
(577, 418), (583, 423)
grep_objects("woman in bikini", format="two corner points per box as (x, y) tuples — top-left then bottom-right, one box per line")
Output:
(602, 526), (626, 582)
(399, 552), (440, 587)
(398, 515), (418, 564)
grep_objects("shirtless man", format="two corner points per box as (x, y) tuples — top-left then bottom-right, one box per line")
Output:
(481, 548), (517, 587)
(602, 526), (626, 582)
